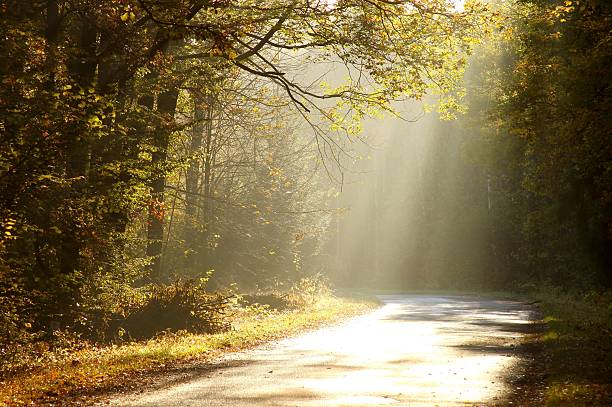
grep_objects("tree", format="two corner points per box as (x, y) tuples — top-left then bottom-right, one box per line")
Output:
(0, 0), (491, 335)
(458, 0), (612, 288)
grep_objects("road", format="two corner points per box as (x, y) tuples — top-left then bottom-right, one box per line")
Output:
(109, 294), (537, 406)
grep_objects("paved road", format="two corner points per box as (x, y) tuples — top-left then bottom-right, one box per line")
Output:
(110, 295), (536, 406)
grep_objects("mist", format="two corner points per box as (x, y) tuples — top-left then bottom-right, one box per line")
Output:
(318, 104), (490, 290)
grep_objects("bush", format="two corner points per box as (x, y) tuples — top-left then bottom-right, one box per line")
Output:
(239, 274), (332, 311)
(107, 279), (235, 340)
(240, 293), (292, 311)
(288, 274), (332, 308)
(0, 266), (42, 378)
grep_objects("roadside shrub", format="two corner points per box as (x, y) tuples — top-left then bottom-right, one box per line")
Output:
(108, 279), (235, 340)
(240, 293), (292, 310)
(0, 266), (42, 378)
(288, 273), (332, 308)
(240, 274), (332, 311)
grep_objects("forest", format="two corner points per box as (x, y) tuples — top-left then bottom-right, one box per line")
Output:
(0, 0), (610, 405)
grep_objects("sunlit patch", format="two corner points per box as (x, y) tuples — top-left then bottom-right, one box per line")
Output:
(279, 296), (528, 405)
(318, 395), (400, 405)
(542, 331), (559, 341)
(453, 0), (465, 12)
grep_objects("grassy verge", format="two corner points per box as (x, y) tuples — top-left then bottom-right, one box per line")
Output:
(520, 288), (612, 406)
(0, 294), (379, 406)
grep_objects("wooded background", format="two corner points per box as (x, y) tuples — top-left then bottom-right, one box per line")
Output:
(0, 0), (610, 376)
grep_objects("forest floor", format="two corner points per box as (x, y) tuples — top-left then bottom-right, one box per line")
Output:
(512, 288), (612, 406)
(0, 294), (379, 406)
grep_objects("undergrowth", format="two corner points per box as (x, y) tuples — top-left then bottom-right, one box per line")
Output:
(526, 286), (612, 406)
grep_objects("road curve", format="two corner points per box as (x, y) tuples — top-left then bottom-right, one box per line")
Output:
(109, 294), (537, 406)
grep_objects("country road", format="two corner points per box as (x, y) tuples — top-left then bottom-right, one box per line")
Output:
(109, 295), (539, 406)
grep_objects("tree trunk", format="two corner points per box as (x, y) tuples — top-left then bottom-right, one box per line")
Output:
(94, 46), (131, 235)
(200, 98), (214, 262)
(146, 87), (179, 280)
(58, 19), (97, 284)
(184, 96), (205, 267)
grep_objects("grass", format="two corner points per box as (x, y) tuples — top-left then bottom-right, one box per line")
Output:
(0, 294), (379, 406)
(521, 287), (612, 406)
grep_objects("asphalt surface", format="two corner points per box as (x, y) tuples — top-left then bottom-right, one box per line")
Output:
(109, 294), (536, 406)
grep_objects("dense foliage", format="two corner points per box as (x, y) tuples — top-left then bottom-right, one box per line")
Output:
(461, 0), (611, 289)
(0, 0), (484, 374)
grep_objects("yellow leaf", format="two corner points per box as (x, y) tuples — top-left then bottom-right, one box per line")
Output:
(120, 13), (129, 22)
